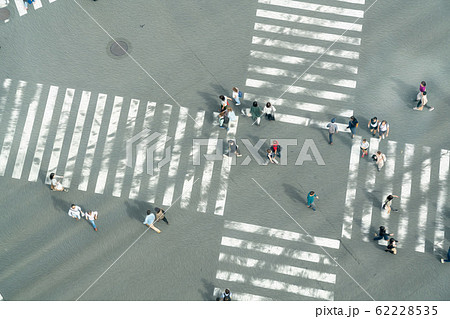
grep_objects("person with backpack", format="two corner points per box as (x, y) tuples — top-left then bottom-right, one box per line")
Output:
(155, 207), (169, 225)
(249, 101), (262, 126)
(143, 210), (161, 233)
(68, 204), (84, 220)
(49, 173), (68, 192)
(374, 226), (394, 241)
(307, 191), (319, 211)
(85, 210), (98, 231)
(346, 116), (359, 139)
(220, 289), (232, 301)
(368, 117), (379, 137)
(270, 140), (281, 158)
(218, 110), (229, 130)
(232, 87), (242, 106)
(326, 118), (338, 145)
(385, 238), (398, 255)
(263, 102), (276, 121)
(223, 140), (242, 157)
(375, 150), (386, 171)
(383, 194), (399, 214)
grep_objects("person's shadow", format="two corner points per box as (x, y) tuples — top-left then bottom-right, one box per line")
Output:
(51, 196), (72, 214)
(124, 200), (154, 222)
(390, 78), (418, 108)
(199, 278), (218, 301)
(282, 183), (305, 204)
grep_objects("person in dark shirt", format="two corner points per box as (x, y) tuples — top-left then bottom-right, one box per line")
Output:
(374, 226), (393, 241)
(347, 116), (359, 139)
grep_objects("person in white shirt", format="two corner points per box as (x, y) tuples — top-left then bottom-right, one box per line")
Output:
(360, 139), (369, 158)
(219, 95), (232, 113)
(49, 173), (68, 192)
(377, 120), (389, 141)
(231, 87), (241, 105)
(263, 102), (276, 121)
(375, 151), (386, 171)
(85, 210), (98, 231)
(68, 204), (84, 220)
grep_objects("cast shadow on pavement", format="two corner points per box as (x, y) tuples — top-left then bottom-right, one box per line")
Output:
(51, 196), (72, 215)
(282, 183), (305, 204)
(390, 78), (417, 108)
(362, 189), (383, 208)
(124, 200), (154, 222)
(199, 278), (217, 301)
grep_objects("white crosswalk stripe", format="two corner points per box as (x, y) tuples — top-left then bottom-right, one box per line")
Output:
(340, 138), (450, 254)
(214, 221), (339, 300)
(11, 0), (57, 18)
(0, 79), (234, 216)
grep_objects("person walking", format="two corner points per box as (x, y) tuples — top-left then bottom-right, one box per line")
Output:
(155, 207), (169, 225)
(220, 289), (232, 301)
(249, 101), (262, 126)
(263, 102), (276, 121)
(440, 246), (450, 263)
(85, 210), (98, 231)
(385, 238), (398, 255)
(307, 191), (319, 211)
(413, 91), (434, 111)
(374, 226), (394, 241)
(383, 194), (399, 214)
(49, 173), (68, 192)
(270, 140), (281, 158)
(368, 117), (379, 137)
(68, 204), (84, 220)
(226, 106), (236, 129)
(326, 118), (338, 145)
(232, 87), (242, 106)
(375, 151), (386, 171)
(223, 140), (242, 157)
(218, 110), (229, 130)
(219, 95), (232, 113)
(416, 80), (426, 101)
(360, 139), (369, 158)
(143, 210), (161, 233)
(24, 0), (35, 10)
(346, 116), (359, 139)
(377, 120), (389, 140)
(266, 149), (278, 164)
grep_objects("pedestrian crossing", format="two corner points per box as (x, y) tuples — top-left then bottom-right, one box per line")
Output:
(213, 220), (340, 301)
(341, 137), (450, 254)
(11, 0), (57, 18)
(0, 78), (237, 215)
(243, 0), (367, 126)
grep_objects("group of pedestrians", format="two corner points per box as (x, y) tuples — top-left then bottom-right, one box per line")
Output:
(67, 204), (99, 231)
(373, 194), (400, 255)
(143, 207), (169, 233)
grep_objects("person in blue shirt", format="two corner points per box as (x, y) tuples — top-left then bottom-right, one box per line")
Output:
(307, 191), (319, 211)
(143, 210), (161, 233)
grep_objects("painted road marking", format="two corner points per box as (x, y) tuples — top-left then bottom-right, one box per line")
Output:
(415, 146), (431, 253)
(28, 85), (59, 182)
(434, 150), (449, 253)
(94, 96), (123, 194)
(213, 287), (272, 301)
(225, 221), (340, 249)
(78, 93), (107, 192)
(0, 79), (12, 124)
(62, 91), (91, 188)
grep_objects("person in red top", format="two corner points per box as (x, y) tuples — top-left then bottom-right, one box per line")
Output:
(270, 140), (282, 158)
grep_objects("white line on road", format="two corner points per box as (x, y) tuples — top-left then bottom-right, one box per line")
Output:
(112, 99), (140, 197)
(33, 0), (42, 9)
(62, 91), (91, 189)
(254, 22), (361, 45)
(13, 0), (27, 16)
(0, 79), (12, 124)
(78, 94), (107, 192)
(12, 84), (43, 180)
(434, 150), (449, 253)
(219, 252), (336, 283)
(213, 287), (272, 301)
(162, 107), (188, 206)
(397, 144), (414, 247)
(256, 9), (363, 32)
(214, 117), (239, 216)
(147, 104), (172, 203)
(252, 36), (360, 60)
(225, 221), (340, 249)
(94, 96), (123, 194)
(215, 270), (334, 300)
(258, 0), (364, 18)
(45, 88), (75, 184)
(128, 102), (156, 199)
(197, 131), (220, 213)
(380, 141), (397, 223)
(249, 50), (358, 74)
(415, 147), (431, 253)
(221, 236), (336, 265)
(0, 80), (26, 176)
(246, 78), (352, 101)
(341, 136), (362, 239)
(180, 111), (205, 208)
(28, 85), (59, 182)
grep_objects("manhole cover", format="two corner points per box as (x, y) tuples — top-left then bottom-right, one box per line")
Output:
(0, 8), (10, 22)
(110, 41), (128, 56)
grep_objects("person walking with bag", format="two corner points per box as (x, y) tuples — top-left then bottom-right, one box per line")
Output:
(413, 91), (434, 111)
(270, 140), (281, 158)
(415, 81), (426, 101)
(155, 207), (169, 225)
(346, 116), (359, 139)
(375, 151), (386, 171)
(143, 210), (161, 233)
(223, 140), (242, 157)
(307, 191), (319, 211)
(85, 210), (98, 231)
(263, 102), (276, 121)
(232, 87), (246, 115)
(368, 117), (379, 137)
(326, 118), (338, 145)
(249, 101), (262, 126)
(383, 194), (399, 214)
(377, 120), (389, 141)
